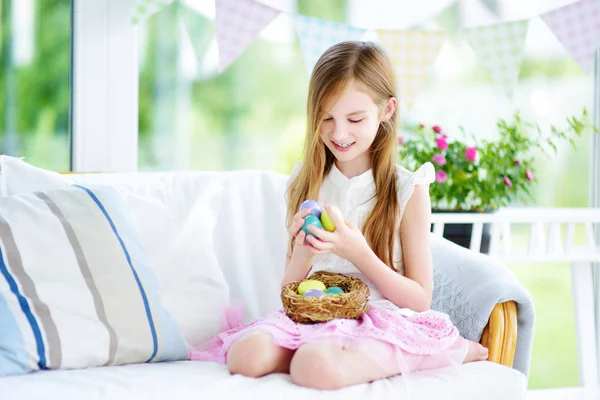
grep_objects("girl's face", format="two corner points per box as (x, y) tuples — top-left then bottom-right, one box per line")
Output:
(320, 81), (395, 173)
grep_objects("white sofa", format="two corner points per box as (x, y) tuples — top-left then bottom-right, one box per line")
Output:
(0, 159), (530, 399)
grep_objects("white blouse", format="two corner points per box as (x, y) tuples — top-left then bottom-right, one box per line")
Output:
(287, 161), (435, 301)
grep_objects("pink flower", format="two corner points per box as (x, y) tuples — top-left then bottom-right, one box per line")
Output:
(432, 125), (442, 134)
(525, 169), (534, 181)
(435, 136), (448, 150)
(418, 124), (425, 129)
(435, 170), (448, 183)
(432, 154), (447, 166)
(397, 136), (405, 146)
(503, 176), (512, 187)
(464, 147), (477, 162)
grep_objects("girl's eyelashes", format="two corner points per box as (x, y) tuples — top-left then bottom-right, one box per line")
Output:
(322, 117), (364, 124)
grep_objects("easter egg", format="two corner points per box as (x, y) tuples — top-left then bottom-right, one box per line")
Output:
(300, 200), (322, 219)
(320, 205), (343, 232)
(325, 286), (344, 295)
(301, 215), (323, 237)
(303, 289), (325, 297)
(298, 279), (326, 295)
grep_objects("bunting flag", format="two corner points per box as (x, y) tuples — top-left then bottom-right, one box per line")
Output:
(294, 15), (367, 74)
(214, 0), (281, 72)
(180, 6), (214, 62)
(461, 19), (529, 99)
(131, 0), (600, 106)
(480, 0), (501, 17)
(541, 0), (600, 73)
(131, 0), (175, 24)
(180, 5), (215, 79)
(377, 30), (446, 109)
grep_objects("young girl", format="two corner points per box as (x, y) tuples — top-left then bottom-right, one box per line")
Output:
(190, 40), (488, 390)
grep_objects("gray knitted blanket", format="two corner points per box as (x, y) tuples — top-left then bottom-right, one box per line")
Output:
(430, 234), (535, 378)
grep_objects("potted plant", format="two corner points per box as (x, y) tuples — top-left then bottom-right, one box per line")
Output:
(398, 109), (595, 253)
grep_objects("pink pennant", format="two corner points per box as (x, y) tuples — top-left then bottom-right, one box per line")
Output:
(215, 0), (281, 72)
(541, 0), (600, 73)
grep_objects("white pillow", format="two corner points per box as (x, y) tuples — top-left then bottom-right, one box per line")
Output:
(0, 156), (72, 196)
(0, 184), (188, 376)
(0, 156), (229, 347)
(211, 170), (289, 322)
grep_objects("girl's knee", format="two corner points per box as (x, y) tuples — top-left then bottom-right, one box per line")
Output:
(290, 344), (344, 390)
(226, 331), (278, 377)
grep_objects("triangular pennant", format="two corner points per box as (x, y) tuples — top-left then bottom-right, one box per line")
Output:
(479, 0), (501, 17)
(179, 6), (215, 79)
(131, 0), (175, 25)
(215, 0), (281, 73)
(461, 19), (529, 99)
(294, 15), (367, 74)
(180, 6), (214, 63)
(377, 30), (446, 109)
(541, 0), (600, 73)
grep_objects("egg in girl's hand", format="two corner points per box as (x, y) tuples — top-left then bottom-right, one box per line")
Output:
(320, 205), (343, 232)
(301, 215), (323, 238)
(298, 280), (326, 295)
(299, 200), (322, 219)
(303, 289), (325, 297)
(324, 286), (344, 295)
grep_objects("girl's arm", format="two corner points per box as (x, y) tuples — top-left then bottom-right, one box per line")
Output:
(281, 253), (312, 288)
(280, 208), (316, 288)
(351, 184), (433, 312)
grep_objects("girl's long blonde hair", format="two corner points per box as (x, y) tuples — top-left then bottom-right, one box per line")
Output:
(286, 41), (400, 269)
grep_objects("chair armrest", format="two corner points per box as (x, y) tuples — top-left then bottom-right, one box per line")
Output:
(480, 301), (518, 367)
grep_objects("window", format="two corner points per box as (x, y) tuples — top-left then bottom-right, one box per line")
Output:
(0, 0), (72, 171)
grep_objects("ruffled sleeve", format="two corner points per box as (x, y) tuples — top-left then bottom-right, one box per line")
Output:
(397, 162), (435, 213)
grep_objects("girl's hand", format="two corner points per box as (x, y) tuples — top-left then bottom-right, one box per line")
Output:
(305, 205), (371, 265)
(288, 208), (316, 262)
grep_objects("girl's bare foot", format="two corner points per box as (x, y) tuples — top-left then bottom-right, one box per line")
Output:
(463, 340), (489, 363)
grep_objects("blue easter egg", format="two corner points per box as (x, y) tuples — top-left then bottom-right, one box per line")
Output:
(303, 289), (325, 297)
(325, 286), (344, 295)
(301, 215), (323, 237)
(300, 200), (322, 219)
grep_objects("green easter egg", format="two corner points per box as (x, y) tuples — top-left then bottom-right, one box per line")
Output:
(320, 206), (342, 232)
(301, 215), (323, 237)
(325, 286), (344, 295)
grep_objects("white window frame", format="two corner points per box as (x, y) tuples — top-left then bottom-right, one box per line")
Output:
(71, 0), (138, 172)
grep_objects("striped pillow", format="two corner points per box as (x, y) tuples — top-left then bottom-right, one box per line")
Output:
(0, 184), (188, 376)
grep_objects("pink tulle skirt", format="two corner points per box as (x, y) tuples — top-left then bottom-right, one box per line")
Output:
(190, 300), (469, 374)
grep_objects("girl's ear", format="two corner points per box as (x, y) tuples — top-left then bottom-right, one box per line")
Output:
(382, 97), (397, 122)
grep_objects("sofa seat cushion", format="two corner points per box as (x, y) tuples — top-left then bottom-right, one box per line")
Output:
(0, 360), (526, 399)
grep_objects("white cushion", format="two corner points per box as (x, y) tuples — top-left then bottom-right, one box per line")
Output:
(0, 185), (188, 376)
(209, 170), (289, 322)
(0, 360), (526, 399)
(0, 156), (72, 196)
(0, 156), (229, 347)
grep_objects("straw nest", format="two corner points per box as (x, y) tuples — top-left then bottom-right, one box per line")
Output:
(281, 271), (370, 324)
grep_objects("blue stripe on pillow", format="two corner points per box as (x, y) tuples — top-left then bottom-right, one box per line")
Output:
(73, 185), (159, 363)
(0, 247), (46, 370)
(0, 292), (30, 376)
(89, 186), (189, 361)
